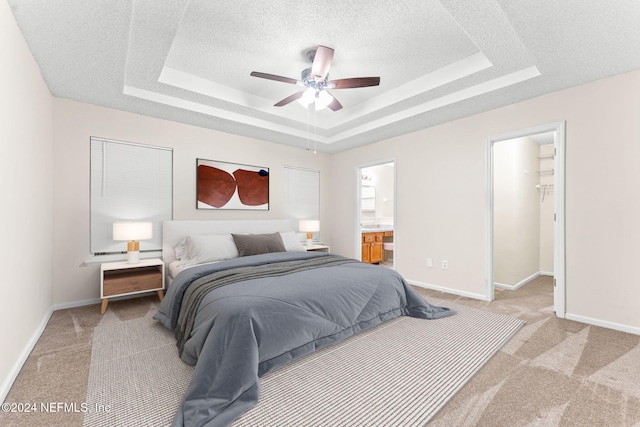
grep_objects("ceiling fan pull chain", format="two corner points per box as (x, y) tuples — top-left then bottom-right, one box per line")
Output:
(313, 104), (318, 154)
(306, 107), (311, 151)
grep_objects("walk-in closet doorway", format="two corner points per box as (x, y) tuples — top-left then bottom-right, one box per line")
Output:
(487, 122), (566, 317)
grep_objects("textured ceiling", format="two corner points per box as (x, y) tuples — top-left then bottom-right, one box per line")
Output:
(8, 0), (640, 153)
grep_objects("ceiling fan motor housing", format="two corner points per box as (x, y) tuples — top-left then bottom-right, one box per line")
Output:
(301, 67), (327, 90)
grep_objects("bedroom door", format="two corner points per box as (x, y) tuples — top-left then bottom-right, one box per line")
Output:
(487, 122), (565, 317)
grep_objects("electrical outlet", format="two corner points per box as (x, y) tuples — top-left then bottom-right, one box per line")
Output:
(441, 260), (448, 270)
(427, 258), (433, 268)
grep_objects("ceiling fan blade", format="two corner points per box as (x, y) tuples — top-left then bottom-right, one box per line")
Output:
(327, 77), (380, 89)
(274, 90), (306, 107)
(326, 92), (343, 111)
(311, 45), (334, 81)
(250, 71), (299, 85)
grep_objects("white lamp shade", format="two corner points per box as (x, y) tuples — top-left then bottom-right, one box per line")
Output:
(299, 220), (320, 233)
(113, 221), (153, 241)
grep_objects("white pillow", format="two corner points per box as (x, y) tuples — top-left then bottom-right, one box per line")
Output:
(174, 238), (188, 260)
(279, 231), (306, 252)
(179, 234), (239, 266)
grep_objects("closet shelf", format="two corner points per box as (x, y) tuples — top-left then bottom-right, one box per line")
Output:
(537, 168), (554, 175)
(537, 183), (554, 202)
(537, 154), (554, 159)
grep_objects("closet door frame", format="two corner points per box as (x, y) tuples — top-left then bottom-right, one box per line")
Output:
(486, 121), (565, 317)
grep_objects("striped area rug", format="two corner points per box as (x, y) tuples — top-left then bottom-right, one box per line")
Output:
(84, 301), (523, 426)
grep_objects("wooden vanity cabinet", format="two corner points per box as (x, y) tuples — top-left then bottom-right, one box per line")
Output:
(362, 232), (384, 264)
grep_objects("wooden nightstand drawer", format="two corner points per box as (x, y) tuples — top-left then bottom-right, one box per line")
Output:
(103, 267), (162, 296)
(100, 259), (165, 314)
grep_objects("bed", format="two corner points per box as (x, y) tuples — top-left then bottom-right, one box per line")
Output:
(154, 220), (455, 427)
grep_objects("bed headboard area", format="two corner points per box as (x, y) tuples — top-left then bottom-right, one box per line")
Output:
(162, 219), (295, 265)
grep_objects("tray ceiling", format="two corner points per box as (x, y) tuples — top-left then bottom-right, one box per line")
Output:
(8, 0), (640, 153)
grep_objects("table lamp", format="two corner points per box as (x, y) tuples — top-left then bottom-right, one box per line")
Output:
(113, 221), (152, 263)
(299, 220), (320, 247)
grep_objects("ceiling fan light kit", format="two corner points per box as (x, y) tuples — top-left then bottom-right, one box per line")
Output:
(298, 88), (334, 110)
(250, 45), (380, 112)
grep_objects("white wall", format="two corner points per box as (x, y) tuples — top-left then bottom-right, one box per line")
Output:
(0, 0), (53, 400)
(375, 164), (395, 221)
(493, 137), (540, 286)
(52, 98), (331, 304)
(360, 163), (394, 224)
(329, 69), (640, 332)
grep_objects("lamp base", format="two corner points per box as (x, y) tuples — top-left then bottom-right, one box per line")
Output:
(305, 232), (313, 247)
(127, 250), (140, 264)
(126, 241), (141, 263)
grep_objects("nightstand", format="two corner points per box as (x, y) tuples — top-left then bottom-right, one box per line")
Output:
(100, 258), (165, 314)
(304, 244), (330, 253)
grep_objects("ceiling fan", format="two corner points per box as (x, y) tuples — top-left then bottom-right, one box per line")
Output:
(250, 45), (380, 112)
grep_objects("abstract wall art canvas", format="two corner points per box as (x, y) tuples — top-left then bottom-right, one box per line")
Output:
(196, 159), (269, 210)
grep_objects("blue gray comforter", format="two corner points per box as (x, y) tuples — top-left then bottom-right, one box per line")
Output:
(154, 251), (454, 427)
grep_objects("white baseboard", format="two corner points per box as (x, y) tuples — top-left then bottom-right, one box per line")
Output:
(53, 292), (162, 311)
(495, 272), (540, 291)
(53, 297), (101, 311)
(565, 313), (640, 336)
(409, 277), (639, 337)
(495, 271), (553, 291)
(1, 306), (54, 403)
(408, 279), (489, 301)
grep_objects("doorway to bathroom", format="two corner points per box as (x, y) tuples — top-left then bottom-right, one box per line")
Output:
(357, 159), (396, 269)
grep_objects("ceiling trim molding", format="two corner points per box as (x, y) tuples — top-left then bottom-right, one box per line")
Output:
(125, 65), (540, 146)
(123, 85), (320, 142)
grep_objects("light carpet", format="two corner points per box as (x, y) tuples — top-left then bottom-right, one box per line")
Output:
(83, 301), (524, 427)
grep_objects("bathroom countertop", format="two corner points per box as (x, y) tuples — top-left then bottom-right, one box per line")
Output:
(361, 227), (394, 233)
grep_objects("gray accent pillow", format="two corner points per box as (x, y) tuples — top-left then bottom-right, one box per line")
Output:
(232, 232), (287, 257)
